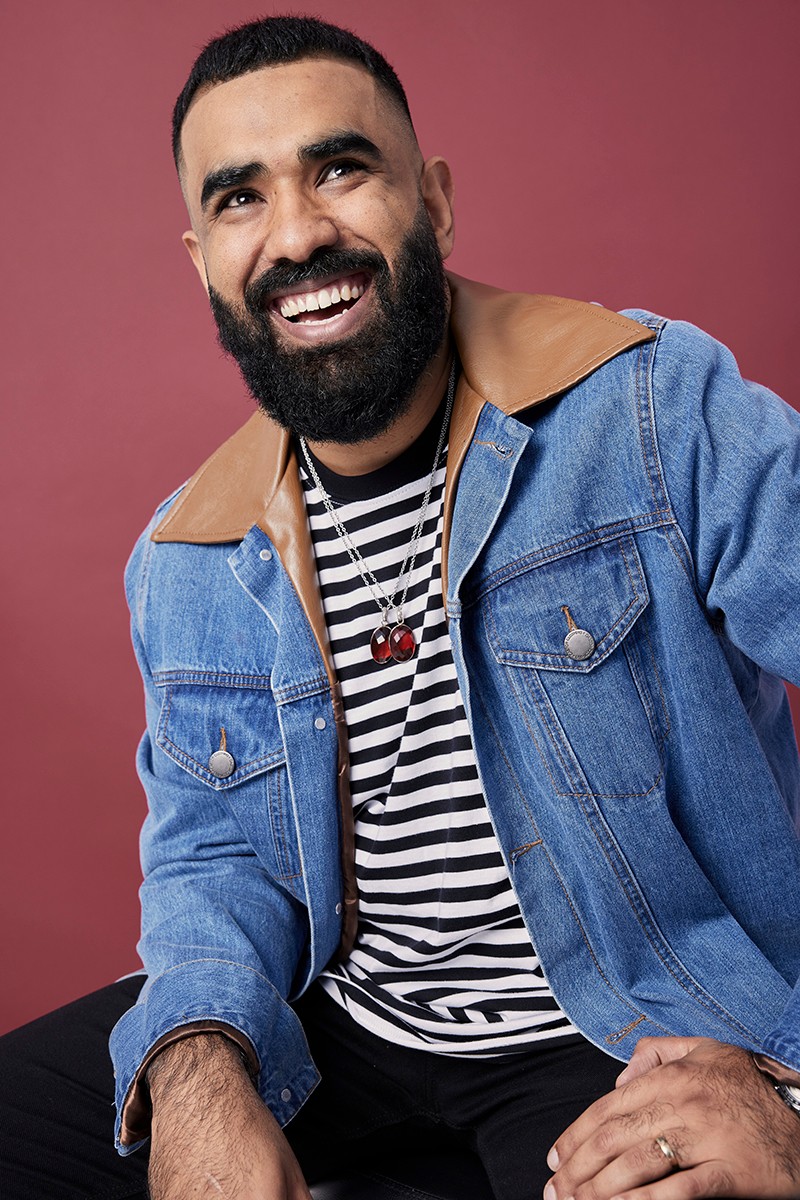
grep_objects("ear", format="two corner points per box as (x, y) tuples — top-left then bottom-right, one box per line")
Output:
(182, 230), (210, 293)
(420, 157), (455, 260)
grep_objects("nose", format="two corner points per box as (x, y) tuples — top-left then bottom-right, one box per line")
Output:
(262, 185), (339, 266)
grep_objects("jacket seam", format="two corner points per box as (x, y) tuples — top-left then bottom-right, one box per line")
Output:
(467, 513), (673, 604)
(639, 322), (701, 591)
(154, 669), (273, 689)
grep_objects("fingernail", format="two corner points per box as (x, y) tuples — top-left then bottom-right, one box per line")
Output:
(543, 1185), (556, 1200)
(546, 1146), (559, 1170)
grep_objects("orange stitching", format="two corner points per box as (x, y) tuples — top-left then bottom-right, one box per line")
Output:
(605, 1014), (647, 1044)
(510, 841), (542, 862)
(561, 606), (579, 633)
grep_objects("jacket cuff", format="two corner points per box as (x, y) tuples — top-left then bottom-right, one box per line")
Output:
(109, 958), (319, 1154)
(760, 986), (800, 1079)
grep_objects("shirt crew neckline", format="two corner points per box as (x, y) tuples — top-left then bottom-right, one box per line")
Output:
(297, 389), (451, 505)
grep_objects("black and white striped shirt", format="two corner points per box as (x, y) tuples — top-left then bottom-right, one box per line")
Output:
(300, 415), (577, 1054)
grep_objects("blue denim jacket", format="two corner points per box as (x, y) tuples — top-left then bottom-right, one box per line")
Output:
(110, 277), (800, 1152)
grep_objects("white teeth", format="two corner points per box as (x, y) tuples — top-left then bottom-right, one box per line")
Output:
(276, 277), (365, 319)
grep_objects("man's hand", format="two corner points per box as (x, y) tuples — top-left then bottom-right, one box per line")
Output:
(147, 1032), (312, 1200)
(543, 1037), (800, 1199)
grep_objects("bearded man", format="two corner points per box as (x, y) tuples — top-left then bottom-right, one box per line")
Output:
(3, 15), (800, 1200)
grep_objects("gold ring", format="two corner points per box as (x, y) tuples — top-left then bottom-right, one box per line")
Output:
(654, 1134), (680, 1171)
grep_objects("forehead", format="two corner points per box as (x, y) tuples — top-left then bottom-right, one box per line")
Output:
(180, 57), (414, 187)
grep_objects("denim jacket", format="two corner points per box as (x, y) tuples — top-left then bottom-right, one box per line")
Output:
(110, 276), (800, 1152)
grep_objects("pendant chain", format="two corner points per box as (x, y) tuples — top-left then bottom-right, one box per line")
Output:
(299, 360), (457, 631)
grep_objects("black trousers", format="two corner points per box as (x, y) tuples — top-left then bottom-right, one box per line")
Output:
(0, 975), (623, 1200)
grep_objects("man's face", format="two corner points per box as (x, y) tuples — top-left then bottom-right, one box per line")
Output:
(179, 58), (455, 443)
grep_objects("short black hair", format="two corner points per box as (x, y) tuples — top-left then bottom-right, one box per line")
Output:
(172, 14), (414, 171)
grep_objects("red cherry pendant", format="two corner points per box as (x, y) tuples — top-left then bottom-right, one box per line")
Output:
(389, 622), (416, 663)
(370, 624), (393, 664)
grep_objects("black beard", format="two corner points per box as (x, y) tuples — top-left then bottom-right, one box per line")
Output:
(208, 205), (449, 444)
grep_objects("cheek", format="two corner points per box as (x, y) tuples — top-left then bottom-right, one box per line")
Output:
(339, 194), (417, 261)
(204, 220), (270, 295)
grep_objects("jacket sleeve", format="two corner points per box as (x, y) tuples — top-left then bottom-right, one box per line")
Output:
(109, 517), (319, 1154)
(645, 315), (800, 684)
(645, 315), (800, 1072)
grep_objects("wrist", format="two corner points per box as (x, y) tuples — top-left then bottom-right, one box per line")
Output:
(752, 1053), (800, 1088)
(751, 1053), (800, 1120)
(148, 1031), (250, 1103)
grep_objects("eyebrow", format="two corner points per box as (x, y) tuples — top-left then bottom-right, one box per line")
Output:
(200, 161), (266, 212)
(296, 131), (384, 166)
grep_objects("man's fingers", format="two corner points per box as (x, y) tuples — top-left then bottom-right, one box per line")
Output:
(615, 1036), (708, 1087)
(547, 1094), (674, 1177)
(581, 1161), (738, 1200)
(552, 1038), (709, 1168)
(547, 1129), (689, 1198)
(548, 1063), (682, 1171)
(545, 1042), (800, 1199)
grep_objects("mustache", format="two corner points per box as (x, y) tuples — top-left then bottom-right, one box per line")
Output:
(244, 247), (390, 313)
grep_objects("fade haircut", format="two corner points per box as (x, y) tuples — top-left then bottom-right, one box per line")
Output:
(172, 14), (415, 171)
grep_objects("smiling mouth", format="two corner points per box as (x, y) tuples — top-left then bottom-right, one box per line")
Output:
(270, 272), (370, 325)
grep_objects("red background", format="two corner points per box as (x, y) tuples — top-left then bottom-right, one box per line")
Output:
(2, 0), (798, 1034)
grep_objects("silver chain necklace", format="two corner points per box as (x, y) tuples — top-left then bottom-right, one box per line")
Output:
(299, 360), (457, 665)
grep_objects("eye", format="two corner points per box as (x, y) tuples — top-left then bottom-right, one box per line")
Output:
(320, 159), (365, 184)
(220, 190), (258, 210)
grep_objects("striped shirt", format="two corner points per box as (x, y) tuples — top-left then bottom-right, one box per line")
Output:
(300, 414), (577, 1054)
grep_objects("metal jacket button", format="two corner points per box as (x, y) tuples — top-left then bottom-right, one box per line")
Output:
(561, 606), (595, 660)
(564, 627), (596, 660)
(209, 749), (235, 778)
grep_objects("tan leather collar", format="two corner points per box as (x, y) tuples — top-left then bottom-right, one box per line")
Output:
(153, 274), (654, 548)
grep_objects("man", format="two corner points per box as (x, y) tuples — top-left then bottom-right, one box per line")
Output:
(3, 14), (800, 1200)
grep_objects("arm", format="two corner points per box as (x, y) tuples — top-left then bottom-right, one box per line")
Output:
(546, 317), (800, 1198)
(110, 518), (321, 1160)
(146, 1032), (312, 1200)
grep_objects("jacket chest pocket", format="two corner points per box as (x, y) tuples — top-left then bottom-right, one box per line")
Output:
(153, 672), (303, 894)
(483, 533), (669, 798)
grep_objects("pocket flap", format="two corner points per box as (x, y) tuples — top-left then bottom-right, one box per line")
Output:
(154, 671), (284, 788)
(485, 533), (649, 672)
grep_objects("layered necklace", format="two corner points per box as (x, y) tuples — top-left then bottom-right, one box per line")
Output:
(299, 361), (457, 665)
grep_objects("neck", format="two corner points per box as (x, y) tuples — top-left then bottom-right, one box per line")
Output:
(303, 339), (453, 476)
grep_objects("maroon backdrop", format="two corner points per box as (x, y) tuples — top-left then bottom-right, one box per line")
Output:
(2, 0), (798, 1033)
